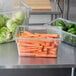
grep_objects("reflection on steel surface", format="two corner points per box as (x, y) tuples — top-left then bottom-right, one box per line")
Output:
(19, 56), (56, 65)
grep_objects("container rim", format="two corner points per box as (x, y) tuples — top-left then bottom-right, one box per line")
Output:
(45, 18), (76, 37)
(15, 25), (61, 40)
(45, 18), (76, 25)
(15, 37), (61, 40)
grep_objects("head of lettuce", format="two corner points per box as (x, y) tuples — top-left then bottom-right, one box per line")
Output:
(0, 27), (12, 43)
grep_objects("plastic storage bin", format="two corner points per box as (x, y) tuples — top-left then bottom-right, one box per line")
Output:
(15, 25), (61, 57)
(0, 2), (31, 44)
(46, 18), (76, 46)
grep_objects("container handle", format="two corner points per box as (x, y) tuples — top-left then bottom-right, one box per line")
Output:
(44, 18), (63, 25)
(18, 0), (32, 11)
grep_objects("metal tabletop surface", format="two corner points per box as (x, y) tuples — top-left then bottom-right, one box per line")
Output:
(0, 41), (76, 68)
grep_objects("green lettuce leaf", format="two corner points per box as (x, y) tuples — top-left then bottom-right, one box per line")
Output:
(12, 11), (25, 25)
(6, 19), (18, 33)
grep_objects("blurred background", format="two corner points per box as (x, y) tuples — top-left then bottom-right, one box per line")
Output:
(0, 0), (76, 24)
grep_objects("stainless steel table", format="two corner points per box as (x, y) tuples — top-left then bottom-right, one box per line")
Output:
(0, 41), (76, 68)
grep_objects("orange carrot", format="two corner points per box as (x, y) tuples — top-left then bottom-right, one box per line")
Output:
(46, 34), (59, 38)
(17, 30), (59, 57)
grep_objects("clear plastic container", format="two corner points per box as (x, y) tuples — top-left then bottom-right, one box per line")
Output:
(15, 25), (61, 57)
(0, 0), (15, 10)
(46, 18), (76, 46)
(0, 2), (31, 44)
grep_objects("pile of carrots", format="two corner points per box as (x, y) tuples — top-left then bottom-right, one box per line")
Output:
(17, 31), (60, 57)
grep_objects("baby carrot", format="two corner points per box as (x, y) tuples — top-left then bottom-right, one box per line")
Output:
(17, 30), (59, 57)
